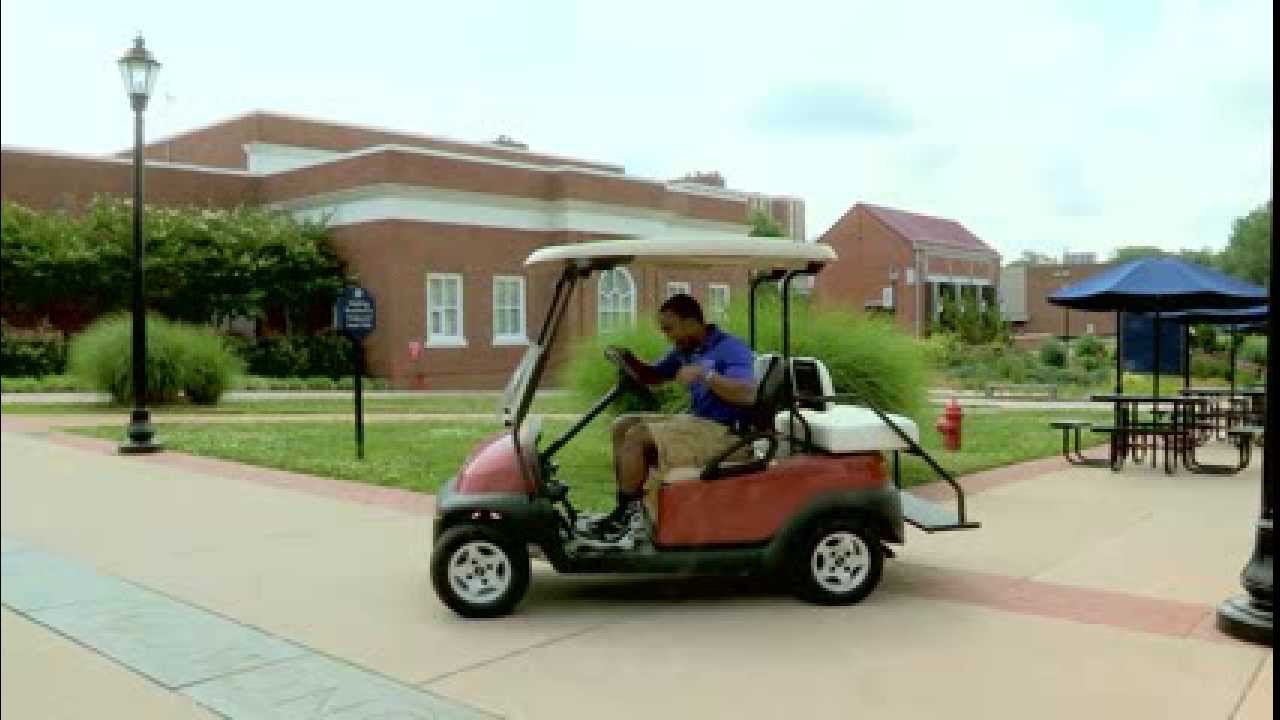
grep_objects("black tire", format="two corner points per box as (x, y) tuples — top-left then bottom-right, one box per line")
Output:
(431, 523), (531, 619)
(788, 518), (884, 606)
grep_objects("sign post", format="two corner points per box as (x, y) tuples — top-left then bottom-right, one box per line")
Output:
(334, 286), (376, 460)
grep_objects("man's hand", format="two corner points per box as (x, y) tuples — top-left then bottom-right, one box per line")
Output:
(604, 345), (633, 364)
(675, 364), (709, 386)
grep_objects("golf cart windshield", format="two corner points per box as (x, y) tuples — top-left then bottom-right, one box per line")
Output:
(500, 345), (542, 427)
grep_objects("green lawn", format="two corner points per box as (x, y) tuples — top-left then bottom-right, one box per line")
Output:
(70, 408), (1112, 511)
(1, 395), (587, 416)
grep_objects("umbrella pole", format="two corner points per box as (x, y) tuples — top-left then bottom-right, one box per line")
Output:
(1183, 325), (1191, 390)
(1154, 311), (1161, 399)
(1115, 311), (1123, 393)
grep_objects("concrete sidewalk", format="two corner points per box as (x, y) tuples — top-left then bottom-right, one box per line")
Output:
(1, 425), (1272, 719)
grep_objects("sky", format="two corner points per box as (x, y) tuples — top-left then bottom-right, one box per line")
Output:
(1, 0), (1271, 261)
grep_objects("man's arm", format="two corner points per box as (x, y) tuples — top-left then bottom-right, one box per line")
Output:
(610, 347), (678, 385)
(704, 370), (756, 406)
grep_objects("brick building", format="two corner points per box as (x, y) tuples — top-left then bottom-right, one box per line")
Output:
(999, 261), (1118, 339)
(814, 203), (1002, 336)
(1, 111), (805, 388)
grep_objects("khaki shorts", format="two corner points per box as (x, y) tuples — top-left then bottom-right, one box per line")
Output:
(615, 413), (748, 472)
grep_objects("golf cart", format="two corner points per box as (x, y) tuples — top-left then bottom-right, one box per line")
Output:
(430, 238), (979, 618)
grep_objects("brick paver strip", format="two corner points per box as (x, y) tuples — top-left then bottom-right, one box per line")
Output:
(2, 421), (1254, 647)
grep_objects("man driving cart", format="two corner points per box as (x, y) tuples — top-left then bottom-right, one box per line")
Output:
(584, 292), (758, 548)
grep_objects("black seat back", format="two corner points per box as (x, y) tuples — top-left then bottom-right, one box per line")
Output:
(744, 353), (789, 432)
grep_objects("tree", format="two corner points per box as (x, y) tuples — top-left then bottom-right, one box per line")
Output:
(1110, 246), (1168, 263)
(748, 209), (785, 238)
(1219, 201), (1271, 287)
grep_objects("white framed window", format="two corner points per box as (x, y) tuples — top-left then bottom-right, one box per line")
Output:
(665, 281), (691, 299)
(708, 283), (730, 321)
(426, 273), (465, 347)
(492, 276), (527, 345)
(598, 267), (636, 334)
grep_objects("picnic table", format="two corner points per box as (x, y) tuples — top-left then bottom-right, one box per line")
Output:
(1089, 394), (1203, 474)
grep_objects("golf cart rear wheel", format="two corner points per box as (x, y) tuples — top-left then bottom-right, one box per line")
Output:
(790, 518), (883, 606)
(431, 523), (530, 619)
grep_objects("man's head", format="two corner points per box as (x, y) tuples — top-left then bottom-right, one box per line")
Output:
(658, 293), (707, 351)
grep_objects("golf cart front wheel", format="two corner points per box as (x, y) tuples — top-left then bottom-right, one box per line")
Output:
(431, 523), (530, 619)
(790, 519), (883, 606)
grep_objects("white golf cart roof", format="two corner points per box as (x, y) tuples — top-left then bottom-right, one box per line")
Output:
(524, 236), (838, 268)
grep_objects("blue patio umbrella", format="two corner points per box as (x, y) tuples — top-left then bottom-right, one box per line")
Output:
(1048, 258), (1268, 397)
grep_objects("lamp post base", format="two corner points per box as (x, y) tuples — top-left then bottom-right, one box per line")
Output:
(1216, 596), (1273, 646)
(119, 410), (163, 454)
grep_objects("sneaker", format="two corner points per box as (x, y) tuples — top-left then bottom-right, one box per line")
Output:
(577, 501), (644, 550)
(580, 501), (633, 539)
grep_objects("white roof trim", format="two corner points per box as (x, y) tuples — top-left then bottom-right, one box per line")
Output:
(280, 143), (754, 202)
(525, 237), (836, 268)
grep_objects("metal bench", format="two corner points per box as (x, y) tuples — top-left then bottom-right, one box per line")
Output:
(1050, 419), (1108, 466)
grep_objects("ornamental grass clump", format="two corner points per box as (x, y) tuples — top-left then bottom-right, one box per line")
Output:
(562, 292), (928, 422)
(68, 313), (243, 405)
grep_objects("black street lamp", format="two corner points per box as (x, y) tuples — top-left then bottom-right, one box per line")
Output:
(1215, 197), (1273, 645)
(117, 35), (162, 455)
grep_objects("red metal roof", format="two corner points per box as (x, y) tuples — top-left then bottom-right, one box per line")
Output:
(861, 203), (997, 255)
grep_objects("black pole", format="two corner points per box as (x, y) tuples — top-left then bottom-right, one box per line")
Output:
(1154, 311), (1162, 400)
(1183, 325), (1191, 390)
(1115, 311), (1124, 393)
(120, 101), (159, 454)
(1214, 230), (1273, 645)
(1230, 328), (1239, 399)
(354, 339), (365, 460)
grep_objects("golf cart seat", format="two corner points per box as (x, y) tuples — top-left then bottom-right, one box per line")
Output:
(775, 357), (920, 454)
(651, 353), (788, 485)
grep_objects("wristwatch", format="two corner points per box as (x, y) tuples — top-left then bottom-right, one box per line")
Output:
(702, 367), (715, 383)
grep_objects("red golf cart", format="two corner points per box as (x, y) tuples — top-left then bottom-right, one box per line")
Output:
(430, 238), (979, 618)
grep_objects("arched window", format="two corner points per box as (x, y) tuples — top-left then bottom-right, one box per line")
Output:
(597, 267), (636, 334)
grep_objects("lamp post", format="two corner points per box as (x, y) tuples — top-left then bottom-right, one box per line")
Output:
(1215, 180), (1273, 645)
(117, 35), (162, 455)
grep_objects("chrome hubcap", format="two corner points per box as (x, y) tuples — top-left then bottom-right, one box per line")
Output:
(448, 541), (511, 604)
(812, 531), (870, 593)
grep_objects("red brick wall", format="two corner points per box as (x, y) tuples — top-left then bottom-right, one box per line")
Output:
(815, 205), (917, 334)
(140, 111), (625, 173)
(1020, 264), (1117, 336)
(1, 149), (259, 211)
(327, 221), (755, 389)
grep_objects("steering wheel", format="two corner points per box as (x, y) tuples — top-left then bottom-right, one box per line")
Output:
(604, 348), (660, 409)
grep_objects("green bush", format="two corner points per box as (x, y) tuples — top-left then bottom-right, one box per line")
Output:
(561, 318), (689, 414)
(563, 296), (929, 421)
(1039, 339), (1067, 368)
(180, 327), (244, 404)
(1190, 352), (1231, 381)
(67, 313), (242, 404)
(1074, 334), (1106, 361)
(1240, 336), (1267, 366)
(1, 322), (68, 377)
(229, 334), (355, 378)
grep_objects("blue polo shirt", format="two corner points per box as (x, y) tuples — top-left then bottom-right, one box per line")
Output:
(651, 325), (755, 426)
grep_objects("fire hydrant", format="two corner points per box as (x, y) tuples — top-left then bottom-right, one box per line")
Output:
(936, 398), (963, 452)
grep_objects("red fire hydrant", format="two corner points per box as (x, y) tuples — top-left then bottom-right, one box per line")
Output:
(936, 398), (963, 452)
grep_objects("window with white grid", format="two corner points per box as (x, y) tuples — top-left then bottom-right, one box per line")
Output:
(708, 283), (730, 321)
(597, 267), (636, 334)
(492, 276), (526, 345)
(665, 281), (691, 299)
(426, 273), (465, 346)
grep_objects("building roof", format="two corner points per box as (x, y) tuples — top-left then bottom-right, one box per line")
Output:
(861, 203), (997, 255)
